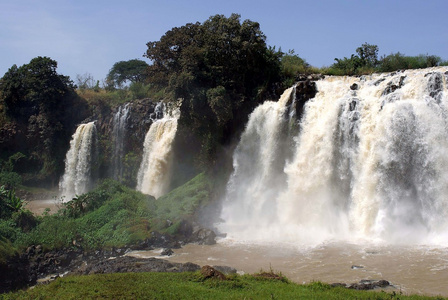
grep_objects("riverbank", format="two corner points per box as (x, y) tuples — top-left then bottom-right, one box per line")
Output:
(1, 270), (441, 299)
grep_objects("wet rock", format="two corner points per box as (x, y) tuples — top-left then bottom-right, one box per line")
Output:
(374, 78), (385, 86)
(331, 279), (390, 291)
(161, 248), (174, 256)
(351, 265), (364, 269)
(293, 80), (318, 119)
(70, 257), (200, 275)
(350, 83), (359, 90)
(201, 265), (226, 280)
(146, 231), (181, 249)
(348, 279), (390, 290)
(331, 283), (347, 288)
(382, 76), (406, 96)
(190, 228), (216, 245)
(426, 72), (444, 102)
(349, 98), (358, 111)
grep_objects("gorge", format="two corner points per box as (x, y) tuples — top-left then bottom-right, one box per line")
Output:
(7, 66), (448, 296)
(57, 67), (448, 246)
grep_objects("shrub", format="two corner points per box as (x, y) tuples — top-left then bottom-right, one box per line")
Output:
(0, 172), (22, 190)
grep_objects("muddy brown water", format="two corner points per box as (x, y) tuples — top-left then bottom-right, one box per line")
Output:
(129, 239), (448, 297)
(24, 199), (61, 216)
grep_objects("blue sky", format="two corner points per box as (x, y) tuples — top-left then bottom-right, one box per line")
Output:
(1, 0), (447, 83)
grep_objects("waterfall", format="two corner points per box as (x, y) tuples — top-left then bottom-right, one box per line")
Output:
(111, 103), (130, 181)
(59, 121), (97, 201)
(136, 105), (179, 198)
(220, 87), (295, 238)
(219, 67), (448, 245)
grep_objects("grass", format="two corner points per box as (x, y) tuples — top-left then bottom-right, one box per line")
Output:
(1, 272), (444, 300)
(156, 172), (212, 221)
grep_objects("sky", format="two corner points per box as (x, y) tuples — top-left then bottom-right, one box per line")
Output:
(1, 0), (447, 83)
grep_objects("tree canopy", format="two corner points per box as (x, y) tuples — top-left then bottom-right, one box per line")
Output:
(0, 57), (88, 184)
(145, 14), (282, 167)
(106, 59), (149, 88)
(328, 42), (446, 75)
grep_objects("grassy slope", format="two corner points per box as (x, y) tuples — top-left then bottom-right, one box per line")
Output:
(2, 272), (443, 300)
(0, 172), (213, 262)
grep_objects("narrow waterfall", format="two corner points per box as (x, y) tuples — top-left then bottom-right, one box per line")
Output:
(111, 103), (130, 181)
(136, 106), (179, 198)
(220, 67), (448, 245)
(59, 121), (97, 201)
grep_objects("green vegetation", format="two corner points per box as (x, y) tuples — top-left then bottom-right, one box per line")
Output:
(280, 49), (318, 86)
(325, 42), (447, 75)
(2, 272), (442, 300)
(106, 59), (149, 89)
(145, 13), (284, 168)
(0, 172), (212, 259)
(0, 57), (89, 186)
(153, 173), (212, 232)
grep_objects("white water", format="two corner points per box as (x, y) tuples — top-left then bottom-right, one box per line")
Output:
(220, 87), (294, 236)
(111, 103), (130, 181)
(59, 121), (97, 201)
(220, 67), (448, 246)
(136, 106), (179, 198)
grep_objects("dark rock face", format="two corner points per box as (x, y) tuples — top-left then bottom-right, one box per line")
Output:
(382, 76), (406, 96)
(425, 72), (444, 103)
(331, 279), (391, 290)
(71, 256), (200, 275)
(189, 227), (217, 245)
(92, 98), (159, 183)
(0, 254), (31, 293)
(293, 78), (319, 120)
(348, 279), (391, 290)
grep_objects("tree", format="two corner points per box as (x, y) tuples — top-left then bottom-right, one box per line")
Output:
(329, 43), (379, 75)
(145, 14), (282, 167)
(280, 49), (311, 86)
(0, 57), (88, 185)
(76, 73), (96, 90)
(107, 59), (149, 88)
(356, 43), (379, 68)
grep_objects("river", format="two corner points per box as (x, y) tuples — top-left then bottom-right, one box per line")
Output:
(130, 239), (448, 297)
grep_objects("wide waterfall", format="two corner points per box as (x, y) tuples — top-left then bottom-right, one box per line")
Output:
(220, 67), (448, 245)
(59, 121), (97, 201)
(136, 105), (179, 198)
(111, 103), (130, 181)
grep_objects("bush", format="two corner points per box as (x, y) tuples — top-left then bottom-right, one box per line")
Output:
(0, 172), (22, 190)
(0, 236), (18, 264)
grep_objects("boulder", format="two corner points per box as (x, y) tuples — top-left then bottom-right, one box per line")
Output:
(293, 80), (318, 119)
(190, 228), (216, 245)
(350, 83), (359, 90)
(161, 248), (174, 256)
(200, 265), (226, 280)
(348, 279), (390, 290)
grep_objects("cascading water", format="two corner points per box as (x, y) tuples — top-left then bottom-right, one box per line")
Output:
(59, 121), (97, 201)
(136, 104), (179, 198)
(220, 87), (295, 237)
(219, 67), (448, 245)
(111, 103), (130, 181)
